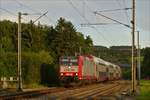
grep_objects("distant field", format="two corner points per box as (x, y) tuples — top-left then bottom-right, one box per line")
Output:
(137, 80), (150, 100)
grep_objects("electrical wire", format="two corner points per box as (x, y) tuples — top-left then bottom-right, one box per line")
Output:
(14, 0), (42, 15)
(115, 0), (131, 25)
(84, 0), (121, 45)
(123, 0), (131, 24)
(0, 7), (27, 21)
(67, 0), (113, 45)
(85, 0), (132, 45)
(0, 7), (17, 16)
(14, 0), (55, 25)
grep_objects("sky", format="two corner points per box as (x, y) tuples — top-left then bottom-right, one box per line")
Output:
(0, 0), (150, 48)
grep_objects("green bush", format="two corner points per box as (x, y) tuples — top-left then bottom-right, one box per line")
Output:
(0, 51), (53, 85)
(137, 80), (150, 100)
(0, 52), (17, 77)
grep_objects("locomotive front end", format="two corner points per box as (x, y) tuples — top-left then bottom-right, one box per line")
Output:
(59, 56), (79, 82)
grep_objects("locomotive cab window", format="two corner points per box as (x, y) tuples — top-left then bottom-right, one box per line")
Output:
(61, 61), (68, 66)
(60, 58), (78, 66)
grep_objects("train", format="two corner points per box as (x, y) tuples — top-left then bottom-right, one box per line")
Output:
(59, 55), (121, 83)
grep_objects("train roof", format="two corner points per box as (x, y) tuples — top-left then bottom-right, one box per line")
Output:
(60, 56), (77, 59)
(60, 55), (119, 68)
(92, 56), (118, 68)
(93, 56), (106, 65)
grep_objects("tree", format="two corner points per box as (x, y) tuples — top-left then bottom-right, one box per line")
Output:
(51, 18), (80, 57)
(141, 47), (150, 79)
(84, 35), (93, 54)
(0, 36), (15, 52)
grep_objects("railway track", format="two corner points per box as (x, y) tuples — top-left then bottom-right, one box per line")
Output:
(0, 87), (66, 100)
(35, 81), (130, 100)
(0, 80), (131, 100)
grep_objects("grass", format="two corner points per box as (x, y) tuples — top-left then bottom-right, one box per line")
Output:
(136, 80), (150, 100)
(23, 83), (48, 89)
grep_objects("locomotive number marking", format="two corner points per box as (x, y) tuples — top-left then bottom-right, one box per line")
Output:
(64, 68), (75, 71)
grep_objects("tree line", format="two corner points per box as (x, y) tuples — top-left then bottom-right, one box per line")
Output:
(0, 18), (93, 86)
(94, 45), (150, 79)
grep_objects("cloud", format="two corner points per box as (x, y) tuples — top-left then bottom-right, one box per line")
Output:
(0, 15), (17, 22)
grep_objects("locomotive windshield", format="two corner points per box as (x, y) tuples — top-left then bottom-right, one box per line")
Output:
(60, 57), (78, 66)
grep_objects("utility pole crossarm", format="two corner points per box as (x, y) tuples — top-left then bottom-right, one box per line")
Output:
(93, 11), (132, 29)
(98, 8), (132, 12)
(32, 11), (48, 24)
(81, 23), (117, 26)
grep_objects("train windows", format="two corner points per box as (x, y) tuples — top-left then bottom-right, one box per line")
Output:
(61, 61), (68, 66)
(71, 62), (78, 66)
(99, 72), (107, 77)
(60, 58), (78, 66)
(99, 63), (105, 66)
(106, 68), (109, 72)
(109, 73), (113, 77)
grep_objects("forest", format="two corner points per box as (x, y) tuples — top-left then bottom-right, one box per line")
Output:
(0, 18), (149, 87)
(0, 18), (93, 86)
